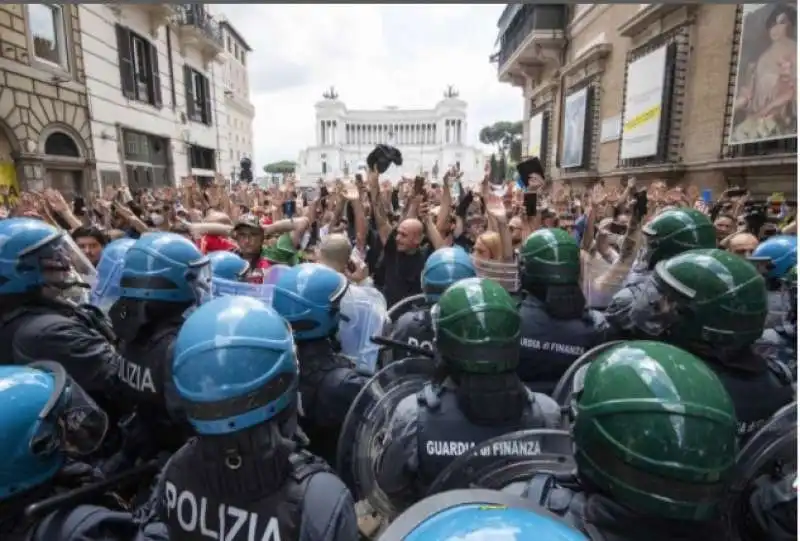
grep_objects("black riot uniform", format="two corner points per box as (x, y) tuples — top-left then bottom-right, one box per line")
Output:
(295, 340), (369, 463)
(517, 229), (607, 394)
(620, 249), (793, 442)
(104, 232), (214, 467)
(114, 313), (190, 455)
(0, 298), (120, 404)
(390, 307), (435, 357)
(141, 295), (359, 541)
(518, 294), (606, 394)
(362, 278), (562, 513)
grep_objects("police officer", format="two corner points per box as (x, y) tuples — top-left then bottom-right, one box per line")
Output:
(374, 278), (561, 511)
(606, 208), (716, 334)
(0, 361), (166, 541)
(517, 228), (607, 394)
(626, 248), (793, 440)
(749, 235), (797, 328)
(106, 233), (212, 462)
(147, 295), (358, 541)
(207, 250), (249, 281)
(272, 263), (369, 464)
(0, 218), (120, 407)
(522, 340), (738, 540)
(390, 246), (476, 358)
(755, 266), (797, 378)
(378, 489), (588, 540)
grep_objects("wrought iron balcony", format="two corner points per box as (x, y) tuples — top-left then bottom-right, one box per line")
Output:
(176, 5), (224, 60)
(495, 4), (568, 83)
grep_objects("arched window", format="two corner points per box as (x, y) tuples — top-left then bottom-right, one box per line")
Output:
(44, 132), (80, 157)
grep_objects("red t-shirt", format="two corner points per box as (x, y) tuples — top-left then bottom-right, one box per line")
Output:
(199, 234), (237, 254)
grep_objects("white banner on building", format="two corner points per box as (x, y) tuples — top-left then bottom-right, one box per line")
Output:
(561, 87), (588, 168)
(620, 45), (668, 160)
(600, 114), (622, 143)
(528, 112), (544, 158)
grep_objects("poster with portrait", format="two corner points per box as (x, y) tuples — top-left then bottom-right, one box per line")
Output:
(528, 112), (544, 158)
(561, 87), (588, 168)
(729, 4), (797, 145)
(620, 45), (669, 160)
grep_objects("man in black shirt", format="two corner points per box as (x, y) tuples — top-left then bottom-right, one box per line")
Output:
(379, 218), (432, 309)
(367, 168), (444, 312)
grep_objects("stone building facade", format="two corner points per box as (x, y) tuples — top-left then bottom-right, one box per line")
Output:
(495, 4), (797, 197)
(0, 3), (95, 199)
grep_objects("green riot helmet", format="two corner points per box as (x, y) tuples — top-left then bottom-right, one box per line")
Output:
(432, 277), (521, 374)
(519, 228), (581, 286)
(636, 208), (716, 270)
(631, 249), (767, 359)
(572, 340), (738, 521)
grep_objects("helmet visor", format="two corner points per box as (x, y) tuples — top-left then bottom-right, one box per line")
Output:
(22, 234), (97, 292)
(630, 277), (681, 337)
(188, 262), (213, 306)
(27, 361), (109, 457)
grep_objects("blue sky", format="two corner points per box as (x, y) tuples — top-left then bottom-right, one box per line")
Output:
(219, 4), (522, 167)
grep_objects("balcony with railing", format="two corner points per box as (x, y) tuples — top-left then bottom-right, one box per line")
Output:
(176, 5), (224, 63)
(494, 4), (568, 85)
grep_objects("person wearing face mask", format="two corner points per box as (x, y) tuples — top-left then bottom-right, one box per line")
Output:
(102, 233), (212, 470)
(0, 218), (120, 411)
(605, 207), (717, 336)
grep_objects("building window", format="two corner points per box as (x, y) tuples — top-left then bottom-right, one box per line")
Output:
(116, 25), (162, 107)
(189, 145), (216, 170)
(44, 132), (80, 157)
(184, 65), (212, 125)
(28, 4), (68, 70)
(226, 35), (232, 52)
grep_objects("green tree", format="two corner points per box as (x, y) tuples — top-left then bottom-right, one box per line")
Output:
(263, 161), (297, 174)
(489, 153), (499, 182)
(479, 120), (523, 163)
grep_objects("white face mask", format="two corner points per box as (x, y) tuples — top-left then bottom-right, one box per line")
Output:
(150, 213), (165, 226)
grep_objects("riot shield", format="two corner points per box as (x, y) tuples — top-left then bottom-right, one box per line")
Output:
(724, 402), (797, 541)
(336, 356), (436, 519)
(427, 429), (575, 496)
(387, 293), (426, 323)
(264, 264), (292, 285)
(211, 276), (275, 304)
(472, 255), (518, 293)
(339, 285), (389, 376)
(581, 254), (627, 310)
(551, 341), (624, 406)
(379, 489), (589, 541)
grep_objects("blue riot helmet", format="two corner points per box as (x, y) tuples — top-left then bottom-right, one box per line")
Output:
(0, 361), (109, 500)
(272, 263), (349, 341)
(90, 237), (135, 313)
(379, 489), (588, 540)
(208, 250), (249, 281)
(110, 232), (211, 340)
(421, 246), (476, 303)
(749, 235), (797, 280)
(0, 217), (96, 297)
(172, 296), (298, 435)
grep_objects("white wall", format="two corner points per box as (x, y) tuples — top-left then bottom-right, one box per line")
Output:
(80, 4), (228, 186)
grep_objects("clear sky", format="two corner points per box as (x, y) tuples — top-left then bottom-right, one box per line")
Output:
(219, 4), (522, 169)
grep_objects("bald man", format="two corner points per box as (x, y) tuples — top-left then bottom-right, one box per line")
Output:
(318, 233), (370, 285)
(377, 218), (432, 311)
(725, 232), (759, 258)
